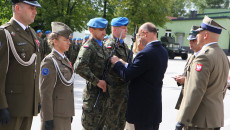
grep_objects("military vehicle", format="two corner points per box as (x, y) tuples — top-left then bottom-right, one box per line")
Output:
(160, 33), (188, 60)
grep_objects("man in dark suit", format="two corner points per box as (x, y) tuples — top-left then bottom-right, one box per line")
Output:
(0, 0), (41, 130)
(111, 22), (168, 130)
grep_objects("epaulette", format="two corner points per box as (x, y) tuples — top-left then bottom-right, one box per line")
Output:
(0, 23), (10, 29)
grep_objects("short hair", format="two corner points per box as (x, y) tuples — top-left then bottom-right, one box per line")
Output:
(47, 33), (59, 48)
(140, 22), (157, 33)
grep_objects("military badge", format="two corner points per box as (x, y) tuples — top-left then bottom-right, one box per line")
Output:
(11, 32), (15, 36)
(196, 64), (203, 71)
(42, 68), (49, 76)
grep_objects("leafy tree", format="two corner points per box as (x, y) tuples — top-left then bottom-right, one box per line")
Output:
(0, 0), (13, 25)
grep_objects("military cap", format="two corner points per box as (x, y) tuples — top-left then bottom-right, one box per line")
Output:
(84, 35), (89, 39)
(73, 38), (76, 41)
(111, 17), (129, 26)
(187, 26), (199, 41)
(36, 30), (42, 33)
(45, 30), (51, 35)
(51, 22), (73, 39)
(196, 15), (226, 34)
(11, 0), (41, 7)
(87, 17), (108, 28)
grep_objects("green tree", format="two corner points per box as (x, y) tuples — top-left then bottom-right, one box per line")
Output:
(0, 0), (12, 25)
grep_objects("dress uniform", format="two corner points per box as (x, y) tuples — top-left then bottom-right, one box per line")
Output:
(175, 26), (199, 110)
(176, 16), (230, 130)
(74, 17), (112, 130)
(104, 17), (130, 130)
(40, 22), (75, 130)
(0, 0), (41, 130)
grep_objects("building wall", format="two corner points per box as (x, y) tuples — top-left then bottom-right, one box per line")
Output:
(157, 18), (230, 54)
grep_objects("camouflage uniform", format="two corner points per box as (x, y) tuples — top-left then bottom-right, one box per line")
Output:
(69, 43), (81, 65)
(104, 36), (130, 130)
(39, 37), (51, 60)
(74, 38), (112, 130)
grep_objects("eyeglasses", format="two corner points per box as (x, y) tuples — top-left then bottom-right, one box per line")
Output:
(136, 31), (148, 39)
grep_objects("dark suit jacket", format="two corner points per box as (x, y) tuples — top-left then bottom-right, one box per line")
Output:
(113, 41), (168, 125)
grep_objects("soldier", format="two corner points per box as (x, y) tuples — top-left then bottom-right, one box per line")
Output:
(40, 22), (75, 130)
(104, 17), (130, 130)
(104, 35), (109, 42)
(0, 0), (41, 130)
(175, 16), (230, 130)
(69, 37), (81, 65)
(84, 35), (89, 44)
(174, 25), (201, 110)
(40, 30), (52, 60)
(74, 17), (111, 130)
(36, 29), (43, 46)
(73, 37), (76, 44)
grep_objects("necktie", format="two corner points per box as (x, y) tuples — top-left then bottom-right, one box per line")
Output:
(25, 28), (30, 34)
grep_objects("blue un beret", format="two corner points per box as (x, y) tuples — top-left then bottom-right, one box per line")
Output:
(84, 35), (89, 39)
(87, 17), (108, 28)
(45, 30), (51, 35)
(111, 17), (129, 26)
(36, 30), (41, 33)
(73, 38), (76, 41)
(77, 38), (82, 41)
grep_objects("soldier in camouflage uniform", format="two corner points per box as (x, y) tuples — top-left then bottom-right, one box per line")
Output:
(39, 30), (51, 60)
(69, 38), (81, 65)
(74, 17), (111, 130)
(104, 17), (130, 130)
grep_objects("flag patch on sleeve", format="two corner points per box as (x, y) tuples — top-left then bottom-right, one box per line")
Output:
(196, 64), (203, 71)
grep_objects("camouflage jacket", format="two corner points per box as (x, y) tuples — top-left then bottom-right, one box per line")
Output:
(104, 36), (130, 85)
(74, 38), (112, 86)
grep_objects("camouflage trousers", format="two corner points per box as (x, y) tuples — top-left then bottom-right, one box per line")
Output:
(81, 83), (108, 130)
(103, 84), (128, 130)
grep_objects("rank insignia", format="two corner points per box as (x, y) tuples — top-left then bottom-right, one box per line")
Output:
(11, 32), (15, 36)
(42, 68), (49, 76)
(196, 64), (203, 71)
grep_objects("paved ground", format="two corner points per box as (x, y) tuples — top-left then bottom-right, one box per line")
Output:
(31, 54), (230, 130)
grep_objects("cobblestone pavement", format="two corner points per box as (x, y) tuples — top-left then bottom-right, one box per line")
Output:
(31, 54), (230, 130)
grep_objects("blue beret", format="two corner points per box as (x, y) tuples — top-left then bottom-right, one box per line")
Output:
(73, 38), (76, 41)
(87, 17), (108, 28)
(36, 30), (41, 33)
(45, 30), (51, 35)
(104, 36), (109, 39)
(77, 38), (82, 41)
(84, 35), (89, 39)
(111, 17), (129, 26)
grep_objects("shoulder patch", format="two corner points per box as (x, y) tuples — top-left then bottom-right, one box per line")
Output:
(42, 68), (49, 76)
(84, 45), (89, 48)
(195, 64), (203, 72)
(107, 46), (112, 49)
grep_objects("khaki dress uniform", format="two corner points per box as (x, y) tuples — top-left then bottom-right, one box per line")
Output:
(74, 38), (112, 130)
(177, 43), (229, 129)
(175, 54), (195, 110)
(40, 50), (75, 130)
(104, 36), (130, 129)
(0, 18), (41, 130)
